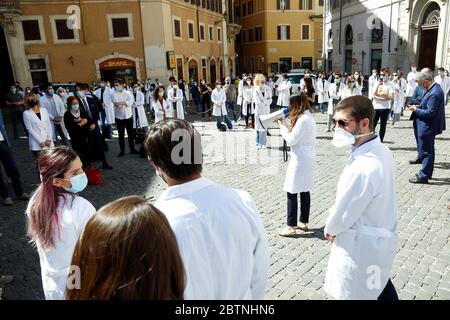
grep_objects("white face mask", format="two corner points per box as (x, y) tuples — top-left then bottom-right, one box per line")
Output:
(332, 127), (373, 148)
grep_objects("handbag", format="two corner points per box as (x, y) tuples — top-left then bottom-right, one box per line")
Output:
(84, 167), (104, 185)
(134, 107), (147, 145)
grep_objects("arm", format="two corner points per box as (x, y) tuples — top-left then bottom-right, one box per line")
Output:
(135, 92), (145, 107)
(44, 110), (54, 141)
(124, 92), (134, 108)
(279, 117), (305, 146)
(23, 112), (43, 145)
(415, 92), (441, 119)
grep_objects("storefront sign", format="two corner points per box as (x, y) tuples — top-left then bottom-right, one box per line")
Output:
(167, 51), (176, 69)
(100, 58), (135, 70)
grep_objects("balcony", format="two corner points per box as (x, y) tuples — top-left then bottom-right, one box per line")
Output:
(0, 0), (21, 13)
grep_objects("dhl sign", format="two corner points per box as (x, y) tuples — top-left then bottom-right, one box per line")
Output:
(100, 58), (136, 70)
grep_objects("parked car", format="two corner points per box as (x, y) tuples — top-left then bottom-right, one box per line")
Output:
(272, 71), (317, 94)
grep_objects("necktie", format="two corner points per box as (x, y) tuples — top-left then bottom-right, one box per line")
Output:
(83, 98), (92, 118)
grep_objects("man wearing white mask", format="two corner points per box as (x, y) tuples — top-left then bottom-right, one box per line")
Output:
(405, 64), (418, 109)
(277, 73), (292, 108)
(236, 74), (247, 119)
(434, 67), (450, 104)
(167, 77), (185, 120)
(325, 95), (399, 300)
(211, 80), (233, 130)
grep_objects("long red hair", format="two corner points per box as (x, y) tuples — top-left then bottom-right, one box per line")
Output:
(27, 147), (78, 249)
(289, 93), (313, 131)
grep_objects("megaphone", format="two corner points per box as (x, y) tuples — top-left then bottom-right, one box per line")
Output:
(260, 107), (289, 128)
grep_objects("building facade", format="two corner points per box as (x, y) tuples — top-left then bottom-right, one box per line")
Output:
(235, 0), (324, 75)
(323, 0), (450, 75)
(0, 0), (239, 94)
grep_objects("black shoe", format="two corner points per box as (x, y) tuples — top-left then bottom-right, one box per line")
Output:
(409, 176), (428, 184)
(102, 163), (113, 170)
(409, 158), (422, 164)
(118, 151), (125, 157)
(130, 149), (139, 155)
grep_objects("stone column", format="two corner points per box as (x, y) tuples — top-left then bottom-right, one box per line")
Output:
(0, 13), (32, 86)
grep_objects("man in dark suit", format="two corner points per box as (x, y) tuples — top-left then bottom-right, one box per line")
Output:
(0, 109), (30, 206)
(76, 83), (112, 170)
(408, 70), (446, 184)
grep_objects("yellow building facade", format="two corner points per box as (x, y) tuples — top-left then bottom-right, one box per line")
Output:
(235, 0), (324, 75)
(0, 0), (238, 89)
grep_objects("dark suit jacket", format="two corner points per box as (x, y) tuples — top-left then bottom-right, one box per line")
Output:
(79, 95), (101, 125)
(414, 83), (446, 136)
(0, 109), (10, 146)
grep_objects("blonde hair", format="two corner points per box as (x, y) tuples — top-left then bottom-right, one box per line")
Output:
(253, 74), (265, 86)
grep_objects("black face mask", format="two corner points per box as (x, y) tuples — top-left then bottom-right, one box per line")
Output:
(28, 100), (38, 107)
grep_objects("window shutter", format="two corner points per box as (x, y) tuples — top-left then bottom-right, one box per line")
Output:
(287, 26), (290, 39)
(277, 26), (281, 40)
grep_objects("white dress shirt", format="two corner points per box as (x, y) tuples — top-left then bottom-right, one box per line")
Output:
(155, 177), (269, 300)
(111, 90), (134, 120)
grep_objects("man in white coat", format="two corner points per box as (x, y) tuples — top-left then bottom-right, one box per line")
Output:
(94, 80), (115, 139)
(276, 73), (292, 108)
(368, 69), (379, 100)
(39, 83), (69, 146)
(211, 80), (233, 130)
(316, 72), (330, 114)
(167, 77), (185, 120)
(435, 67), (450, 104)
(405, 64), (418, 108)
(145, 119), (269, 300)
(324, 95), (399, 300)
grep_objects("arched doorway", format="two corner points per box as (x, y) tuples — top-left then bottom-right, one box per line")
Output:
(188, 58), (198, 83)
(418, 2), (440, 69)
(0, 26), (14, 110)
(344, 25), (353, 74)
(209, 59), (217, 83)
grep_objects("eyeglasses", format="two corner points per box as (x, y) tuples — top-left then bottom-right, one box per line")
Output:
(332, 118), (355, 128)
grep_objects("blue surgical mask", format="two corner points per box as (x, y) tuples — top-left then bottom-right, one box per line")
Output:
(48, 89), (54, 95)
(77, 91), (86, 98)
(115, 85), (123, 91)
(10, 88), (17, 94)
(64, 172), (88, 193)
(71, 104), (80, 111)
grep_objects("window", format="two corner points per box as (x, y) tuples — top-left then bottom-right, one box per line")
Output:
(345, 25), (353, 44)
(217, 27), (222, 43)
(277, 25), (290, 40)
(300, 0), (313, 10)
(301, 25), (310, 40)
(277, 0), (290, 10)
(55, 19), (74, 40)
(248, 29), (254, 42)
(28, 56), (49, 86)
(255, 27), (262, 41)
(242, 30), (246, 43)
(319, 0), (324, 6)
(242, 2), (246, 16)
(188, 21), (195, 40)
(201, 58), (207, 81)
(50, 15), (80, 44)
(200, 24), (205, 41)
(371, 19), (383, 43)
(107, 14), (134, 41)
(174, 18), (182, 38)
(248, 0), (254, 15)
(209, 25), (214, 42)
(21, 16), (46, 44)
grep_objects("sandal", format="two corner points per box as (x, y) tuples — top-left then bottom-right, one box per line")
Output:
(278, 226), (298, 237)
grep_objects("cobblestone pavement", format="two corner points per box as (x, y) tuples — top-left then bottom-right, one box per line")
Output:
(0, 108), (449, 300)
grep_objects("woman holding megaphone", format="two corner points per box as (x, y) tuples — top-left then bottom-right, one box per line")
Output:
(277, 93), (316, 237)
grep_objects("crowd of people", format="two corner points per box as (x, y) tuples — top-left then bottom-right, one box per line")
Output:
(0, 64), (448, 300)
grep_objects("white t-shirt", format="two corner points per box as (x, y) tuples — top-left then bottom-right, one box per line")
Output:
(372, 83), (394, 110)
(26, 194), (96, 300)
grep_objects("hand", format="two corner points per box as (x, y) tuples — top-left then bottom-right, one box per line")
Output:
(40, 141), (46, 148)
(408, 105), (417, 112)
(90, 124), (96, 130)
(45, 140), (52, 147)
(325, 233), (336, 241)
(80, 118), (88, 126)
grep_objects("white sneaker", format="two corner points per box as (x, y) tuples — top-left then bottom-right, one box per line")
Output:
(261, 145), (267, 149)
(256, 145), (261, 150)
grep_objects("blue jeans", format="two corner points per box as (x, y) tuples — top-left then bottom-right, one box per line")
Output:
(216, 115), (233, 130)
(418, 133), (435, 180)
(226, 101), (238, 122)
(194, 98), (201, 112)
(256, 130), (267, 147)
(319, 102), (327, 113)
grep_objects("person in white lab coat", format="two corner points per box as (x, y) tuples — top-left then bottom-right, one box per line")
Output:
(242, 78), (255, 128)
(211, 80), (233, 130)
(94, 80), (115, 140)
(26, 147), (95, 300)
(326, 75), (345, 132)
(391, 72), (407, 125)
(66, 195), (185, 300)
(435, 67), (450, 103)
(341, 76), (359, 100)
(368, 69), (379, 100)
(144, 119), (269, 299)
(324, 96), (399, 300)
(39, 83), (69, 146)
(253, 74), (272, 149)
(23, 94), (54, 160)
(130, 82), (148, 129)
(405, 64), (418, 108)
(276, 73), (292, 108)
(316, 72), (330, 114)
(111, 79), (139, 157)
(152, 86), (171, 124)
(353, 71), (364, 96)
(277, 93), (316, 237)
(167, 77), (185, 120)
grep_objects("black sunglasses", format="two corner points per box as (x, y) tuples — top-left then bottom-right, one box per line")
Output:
(332, 118), (354, 127)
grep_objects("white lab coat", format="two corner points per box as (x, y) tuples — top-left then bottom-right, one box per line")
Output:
(242, 86), (255, 115)
(167, 87), (185, 119)
(94, 87), (115, 125)
(354, 78), (363, 95)
(368, 75), (379, 100)
(236, 80), (245, 106)
(406, 71), (418, 97)
(327, 83), (344, 115)
(277, 80), (292, 107)
(111, 90), (134, 120)
(211, 88), (228, 117)
(39, 94), (68, 141)
(26, 194), (95, 300)
(154, 177), (269, 299)
(253, 85), (272, 132)
(324, 136), (398, 300)
(280, 111), (316, 193)
(435, 75), (450, 101)
(131, 91), (148, 128)
(392, 78), (407, 114)
(152, 98), (170, 123)
(316, 79), (330, 103)
(23, 108), (54, 151)
(341, 86), (358, 100)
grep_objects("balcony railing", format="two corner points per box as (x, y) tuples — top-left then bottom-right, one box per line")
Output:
(0, 0), (21, 13)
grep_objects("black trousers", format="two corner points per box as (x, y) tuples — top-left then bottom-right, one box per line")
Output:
(287, 192), (310, 227)
(244, 104), (255, 127)
(377, 278), (399, 300)
(54, 124), (69, 146)
(373, 109), (390, 142)
(0, 141), (23, 198)
(115, 118), (135, 153)
(201, 96), (211, 117)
